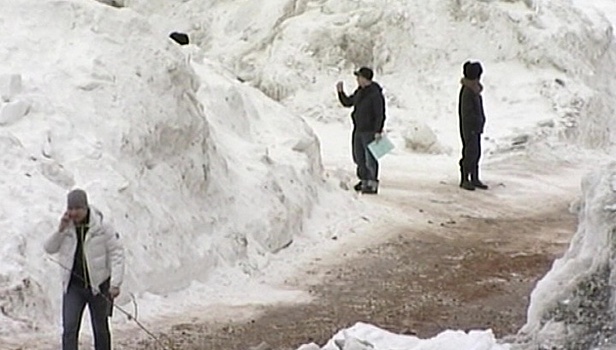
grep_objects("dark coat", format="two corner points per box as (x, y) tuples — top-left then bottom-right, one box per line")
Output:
(458, 79), (486, 136)
(338, 82), (386, 133)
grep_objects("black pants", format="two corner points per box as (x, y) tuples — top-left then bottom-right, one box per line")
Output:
(62, 281), (111, 350)
(459, 130), (481, 180)
(352, 131), (379, 181)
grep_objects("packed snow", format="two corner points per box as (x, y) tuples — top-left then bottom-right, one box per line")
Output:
(0, 0), (361, 338)
(1, 0), (616, 349)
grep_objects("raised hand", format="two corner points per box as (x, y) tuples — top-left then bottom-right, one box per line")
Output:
(59, 211), (71, 232)
(336, 81), (344, 92)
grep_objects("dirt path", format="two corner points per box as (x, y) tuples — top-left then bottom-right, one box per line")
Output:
(125, 166), (578, 350)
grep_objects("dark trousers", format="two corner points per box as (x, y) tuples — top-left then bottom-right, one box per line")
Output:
(459, 130), (482, 181)
(352, 131), (379, 181)
(62, 282), (111, 350)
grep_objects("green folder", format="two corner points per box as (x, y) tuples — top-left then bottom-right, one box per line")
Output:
(368, 135), (394, 159)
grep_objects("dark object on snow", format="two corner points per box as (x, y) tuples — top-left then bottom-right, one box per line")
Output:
(97, 0), (124, 8)
(169, 32), (190, 46)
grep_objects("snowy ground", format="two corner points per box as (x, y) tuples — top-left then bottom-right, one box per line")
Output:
(1, 0), (616, 349)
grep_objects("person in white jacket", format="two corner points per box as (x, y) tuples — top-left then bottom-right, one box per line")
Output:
(44, 189), (125, 350)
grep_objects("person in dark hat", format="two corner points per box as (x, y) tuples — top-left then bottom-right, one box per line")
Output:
(458, 61), (488, 191)
(336, 67), (386, 194)
(44, 189), (125, 350)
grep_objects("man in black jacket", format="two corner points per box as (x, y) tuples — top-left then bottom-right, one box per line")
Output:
(336, 67), (386, 194)
(458, 61), (488, 191)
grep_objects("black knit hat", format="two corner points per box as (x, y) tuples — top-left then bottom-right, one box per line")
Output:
(354, 67), (374, 81)
(463, 61), (472, 78)
(463, 61), (483, 80)
(471, 62), (483, 79)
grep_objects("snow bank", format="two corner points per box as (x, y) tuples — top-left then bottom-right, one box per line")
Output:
(515, 162), (616, 349)
(296, 322), (509, 350)
(128, 0), (616, 155)
(0, 0), (342, 334)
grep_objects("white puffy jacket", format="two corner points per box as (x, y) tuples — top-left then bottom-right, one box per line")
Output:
(44, 207), (125, 295)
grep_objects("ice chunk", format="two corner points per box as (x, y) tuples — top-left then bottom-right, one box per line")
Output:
(40, 161), (75, 189)
(0, 100), (30, 126)
(610, 175), (616, 192)
(341, 336), (374, 350)
(403, 120), (448, 154)
(603, 204), (616, 212)
(0, 74), (22, 102)
(297, 344), (321, 350)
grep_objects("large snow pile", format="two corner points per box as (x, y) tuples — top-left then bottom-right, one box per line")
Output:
(0, 0), (349, 335)
(514, 162), (616, 349)
(127, 0), (616, 155)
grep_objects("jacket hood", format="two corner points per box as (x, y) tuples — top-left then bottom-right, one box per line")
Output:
(70, 206), (105, 235)
(366, 81), (382, 92)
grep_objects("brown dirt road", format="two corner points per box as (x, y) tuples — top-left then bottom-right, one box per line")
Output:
(126, 160), (580, 350)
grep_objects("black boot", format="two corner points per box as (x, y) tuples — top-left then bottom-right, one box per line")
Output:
(361, 180), (379, 194)
(459, 168), (474, 190)
(470, 169), (488, 190)
(353, 181), (362, 192)
(460, 180), (475, 191)
(472, 180), (488, 190)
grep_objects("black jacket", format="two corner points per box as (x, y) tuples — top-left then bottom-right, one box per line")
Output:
(458, 79), (486, 136)
(338, 82), (386, 133)
(70, 210), (91, 288)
